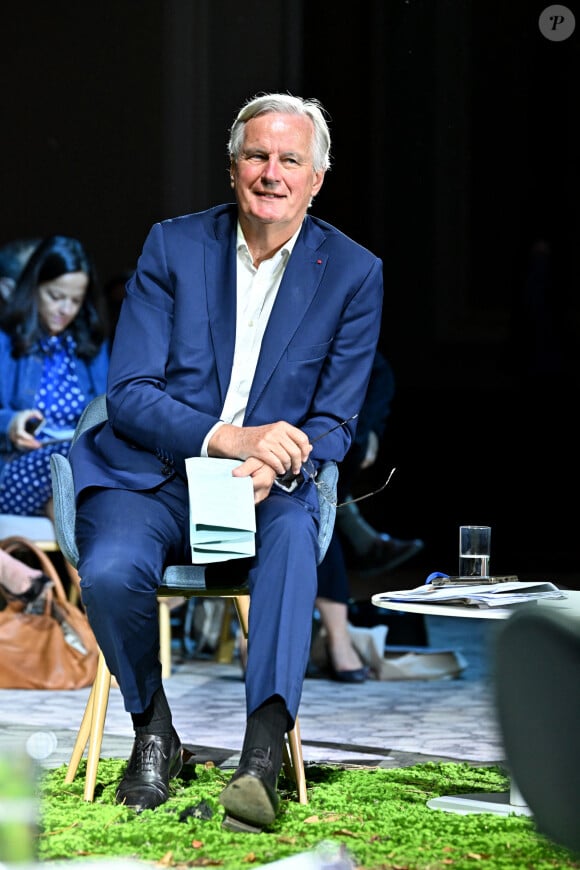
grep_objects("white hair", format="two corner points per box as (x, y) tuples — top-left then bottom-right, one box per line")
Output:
(228, 92), (332, 172)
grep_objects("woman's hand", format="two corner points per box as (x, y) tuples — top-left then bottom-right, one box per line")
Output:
(8, 410), (44, 450)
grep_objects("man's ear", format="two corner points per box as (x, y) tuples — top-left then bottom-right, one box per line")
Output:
(311, 169), (325, 198)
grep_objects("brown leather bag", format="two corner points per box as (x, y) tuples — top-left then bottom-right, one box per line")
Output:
(0, 536), (98, 690)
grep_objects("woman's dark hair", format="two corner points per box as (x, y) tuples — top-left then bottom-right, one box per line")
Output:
(0, 234), (108, 358)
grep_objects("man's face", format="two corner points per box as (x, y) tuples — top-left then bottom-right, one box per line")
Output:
(232, 112), (325, 235)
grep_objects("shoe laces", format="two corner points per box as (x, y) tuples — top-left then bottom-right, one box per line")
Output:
(134, 736), (168, 773)
(246, 747), (273, 773)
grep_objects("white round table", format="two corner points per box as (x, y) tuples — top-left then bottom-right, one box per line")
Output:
(372, 587), (580, 816)
(372, 589), (580, 621)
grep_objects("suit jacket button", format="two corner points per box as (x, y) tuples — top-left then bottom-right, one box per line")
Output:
(161, 463), (172, 477)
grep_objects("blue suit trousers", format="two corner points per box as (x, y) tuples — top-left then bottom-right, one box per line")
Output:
(75, 473), (319, 724)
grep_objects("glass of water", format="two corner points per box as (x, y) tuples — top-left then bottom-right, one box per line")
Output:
(459, 525), (491, 578)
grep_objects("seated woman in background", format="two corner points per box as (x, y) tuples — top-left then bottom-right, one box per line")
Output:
(314, 351), (424, 682)
(0, 235), (109, 519)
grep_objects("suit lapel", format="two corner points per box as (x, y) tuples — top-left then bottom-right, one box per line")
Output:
(205, 213), (238, 405)
(246, 219), (328, 419)
(202, 212), (329, 419)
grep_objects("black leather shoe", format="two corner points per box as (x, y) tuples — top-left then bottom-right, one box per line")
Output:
(115, 729), (183, 812)
(345, 534), (424, 576)
(326, 643), (369, 683)
(219, 747), (280, 832)
(329, 664), (369, 683)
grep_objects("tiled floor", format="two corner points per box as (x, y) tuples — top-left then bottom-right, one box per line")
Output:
(0, 611), (505, 775)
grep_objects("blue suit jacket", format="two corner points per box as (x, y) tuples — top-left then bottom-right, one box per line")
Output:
(70, 204), (383, 496)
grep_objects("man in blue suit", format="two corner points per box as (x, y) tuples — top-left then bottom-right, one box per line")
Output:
(70, 93), (383, 831)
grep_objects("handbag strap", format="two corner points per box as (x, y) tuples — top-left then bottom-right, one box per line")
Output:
(0, 535), (69, 606)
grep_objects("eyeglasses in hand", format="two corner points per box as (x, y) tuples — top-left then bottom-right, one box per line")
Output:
(304, 458), (396, 508)
(305, 414), (396, 508)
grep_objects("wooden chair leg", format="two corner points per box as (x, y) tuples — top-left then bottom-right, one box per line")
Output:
(215, 599), (236, 663)
(158, 599), (172, 679)
(64, 650), (112, 802)
(84, 651), (112, 801)
(285, 719), (308, 804)
(64, 681), (97, 785)
(233, 595), (250, 636)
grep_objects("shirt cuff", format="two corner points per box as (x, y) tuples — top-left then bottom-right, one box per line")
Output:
(201, 420), (225, 457)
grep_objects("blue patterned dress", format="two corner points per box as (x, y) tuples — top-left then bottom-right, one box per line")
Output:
(0, 334), (88, 515)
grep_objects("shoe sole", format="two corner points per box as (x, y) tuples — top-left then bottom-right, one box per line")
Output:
(221, 814), (265, 834)
(219, 773), (278, 829)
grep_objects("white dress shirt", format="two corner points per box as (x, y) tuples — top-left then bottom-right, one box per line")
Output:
(201, 222), (300, 455)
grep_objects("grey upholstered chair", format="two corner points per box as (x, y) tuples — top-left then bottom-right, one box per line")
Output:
(50, 394), (338, 803)
(494, 605), (580, 853)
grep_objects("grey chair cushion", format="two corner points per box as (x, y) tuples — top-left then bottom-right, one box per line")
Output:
(162, 564), (228, 590)
(50, 394), (339, 588)
(71, 394), (107, 446)
(50, 453), (79, 567)
(315, 460), (338, 564)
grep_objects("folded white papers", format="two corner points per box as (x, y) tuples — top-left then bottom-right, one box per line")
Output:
(374, 580), (567, 609)
(185, 457), (256, 564)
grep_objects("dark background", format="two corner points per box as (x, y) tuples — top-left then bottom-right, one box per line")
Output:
(2, 1), (578, 585)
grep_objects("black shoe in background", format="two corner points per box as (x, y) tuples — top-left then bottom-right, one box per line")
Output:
(343, 534), (424, 576)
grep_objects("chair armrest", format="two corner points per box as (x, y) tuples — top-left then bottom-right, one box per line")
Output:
(49, 394), (107, 569)
(50, 453), (79, 568)
(316, 460), (338, 565)
(72, 394), (107, 445)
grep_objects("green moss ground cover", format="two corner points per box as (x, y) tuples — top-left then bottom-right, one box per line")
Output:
(38, 759), (580, 869)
